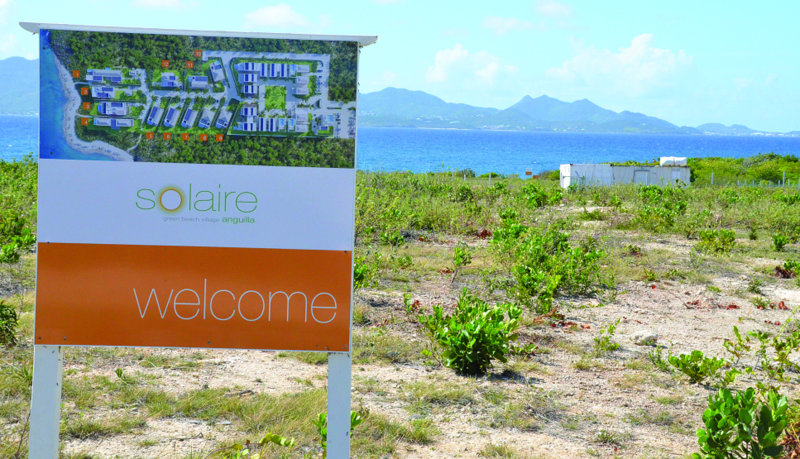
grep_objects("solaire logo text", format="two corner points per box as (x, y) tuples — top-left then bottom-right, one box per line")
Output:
(136, 184), (257, 223)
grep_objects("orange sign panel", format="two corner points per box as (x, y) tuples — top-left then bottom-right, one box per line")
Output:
(35, 243), (352, 351)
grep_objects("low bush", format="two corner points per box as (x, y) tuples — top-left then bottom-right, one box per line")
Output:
(633, 185), (688, 231)
(693, 388), (787, 459)
(669, 350), (729, 385)
(592, 319), (621, 356)
(695, 229), (736, 254)
(773, 233), (788, 252)
(507, 228), (607, 313)
(0, 300), (18, 346)
(419, 289), (522, 375)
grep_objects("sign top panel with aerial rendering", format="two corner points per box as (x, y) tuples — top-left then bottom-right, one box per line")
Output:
(36, 22), (370, 168)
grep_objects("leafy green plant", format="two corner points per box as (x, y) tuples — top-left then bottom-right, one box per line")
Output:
(520, 182), (561, 208)
(648, 346), (673, 373)
(419, 289), (522, 375)
(353, 255), (377, 290)
(452, 243), (472, 281)
(773, 233), (788, 252)
(696, 229), (736, 254)
(747, 278), (764, 295)
(0, 243), (20, 264)
(454, 184), (474, 202)
(503, 226), (608, 314)
(784, 259), (800, 276)
(0, 300), (18, 346)
(312, 410), (363, 457)
(592, 318), (621, 357)
(220, 432), (296, 458)
(692, 388), (787, 459)
(669, 350), (728, 384)
(379, 230), (405, 247)
(752, 296), (771, 309)
(633, 184), (688, 231)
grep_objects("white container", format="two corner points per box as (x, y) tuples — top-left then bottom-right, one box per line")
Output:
(659, 156), (688, 166)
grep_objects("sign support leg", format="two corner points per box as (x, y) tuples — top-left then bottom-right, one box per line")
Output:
(327, 352), (352, 458)
(29, 344), (63, 459)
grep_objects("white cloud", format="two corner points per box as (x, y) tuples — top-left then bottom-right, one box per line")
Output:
(483, 16), (532, 35)
(374, 0), (403, 3)
(733, 77), (753, 90)
(0, 32), (17, 57)
(244, 4), (310, 29)
(547, 34), (692, 96)
(0, 0), (13, 23)
(131, 0), (185, 9)
(426, 44), (515, 87)
(534, 0), (573, 18)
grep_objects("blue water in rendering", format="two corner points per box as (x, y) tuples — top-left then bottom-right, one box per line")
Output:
(38, 29), (109, 161)
(4, 116), (800, 174)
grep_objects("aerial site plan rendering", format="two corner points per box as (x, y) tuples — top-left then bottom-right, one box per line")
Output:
(40, 28), (358, 167)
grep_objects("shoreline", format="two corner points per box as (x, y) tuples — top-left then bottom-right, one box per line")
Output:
(52, 51), (133, 162)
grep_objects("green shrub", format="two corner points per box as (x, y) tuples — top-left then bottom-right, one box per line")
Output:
(696, 229), (736, 254)
(633, 185), (688, 231)
(379, 230), (405, 247)
(777, 193), (800, 205)
(454, 185), (474, 202)
(520, 183), (561, 208)
(669, 350), (728, 384)
(773, 233), (788, 252)
(452, 243), (472, 281)
(353, 256), (377, 290)
(419, 289), (522, 375)
(491, 209), (527, 254)
(592, 318), (621, 357)
(784, 259), (800, 276)
(692, 388), (787, 459)
(507, 227), (607, 313)
(0, 300), (18, 346)
(453, 243), (472, 269)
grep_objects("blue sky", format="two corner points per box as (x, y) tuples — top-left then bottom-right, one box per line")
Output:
(1, 0), (798, 131)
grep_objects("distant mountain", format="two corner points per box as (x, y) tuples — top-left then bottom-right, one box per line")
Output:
(0, 57), (38, 115)
(696, 123), (756, 136)
(359, 87), (498, 128)
(360, 88), (790, 136)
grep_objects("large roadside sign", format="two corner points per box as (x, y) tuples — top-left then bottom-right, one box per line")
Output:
(24, 21), (375, 458)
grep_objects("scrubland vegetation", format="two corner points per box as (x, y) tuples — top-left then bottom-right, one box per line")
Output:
(2, 154), (800, 457)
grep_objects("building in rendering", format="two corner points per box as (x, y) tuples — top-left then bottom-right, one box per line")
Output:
(198, 108), (215, 129)
(97, 102), (127, 116)
(91, 86), (115, 99)
(93, 117), (133, 129)
(86, 69), (123, 84)
(161, 73), (180, 88)
(188, 76), (209, 90)
(147, 106), (163, 126)
(163, 107), (180, 127)
(215, 110), (232, 129)
(181, 109), (197, 128)
(209, 61), (225, 82)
